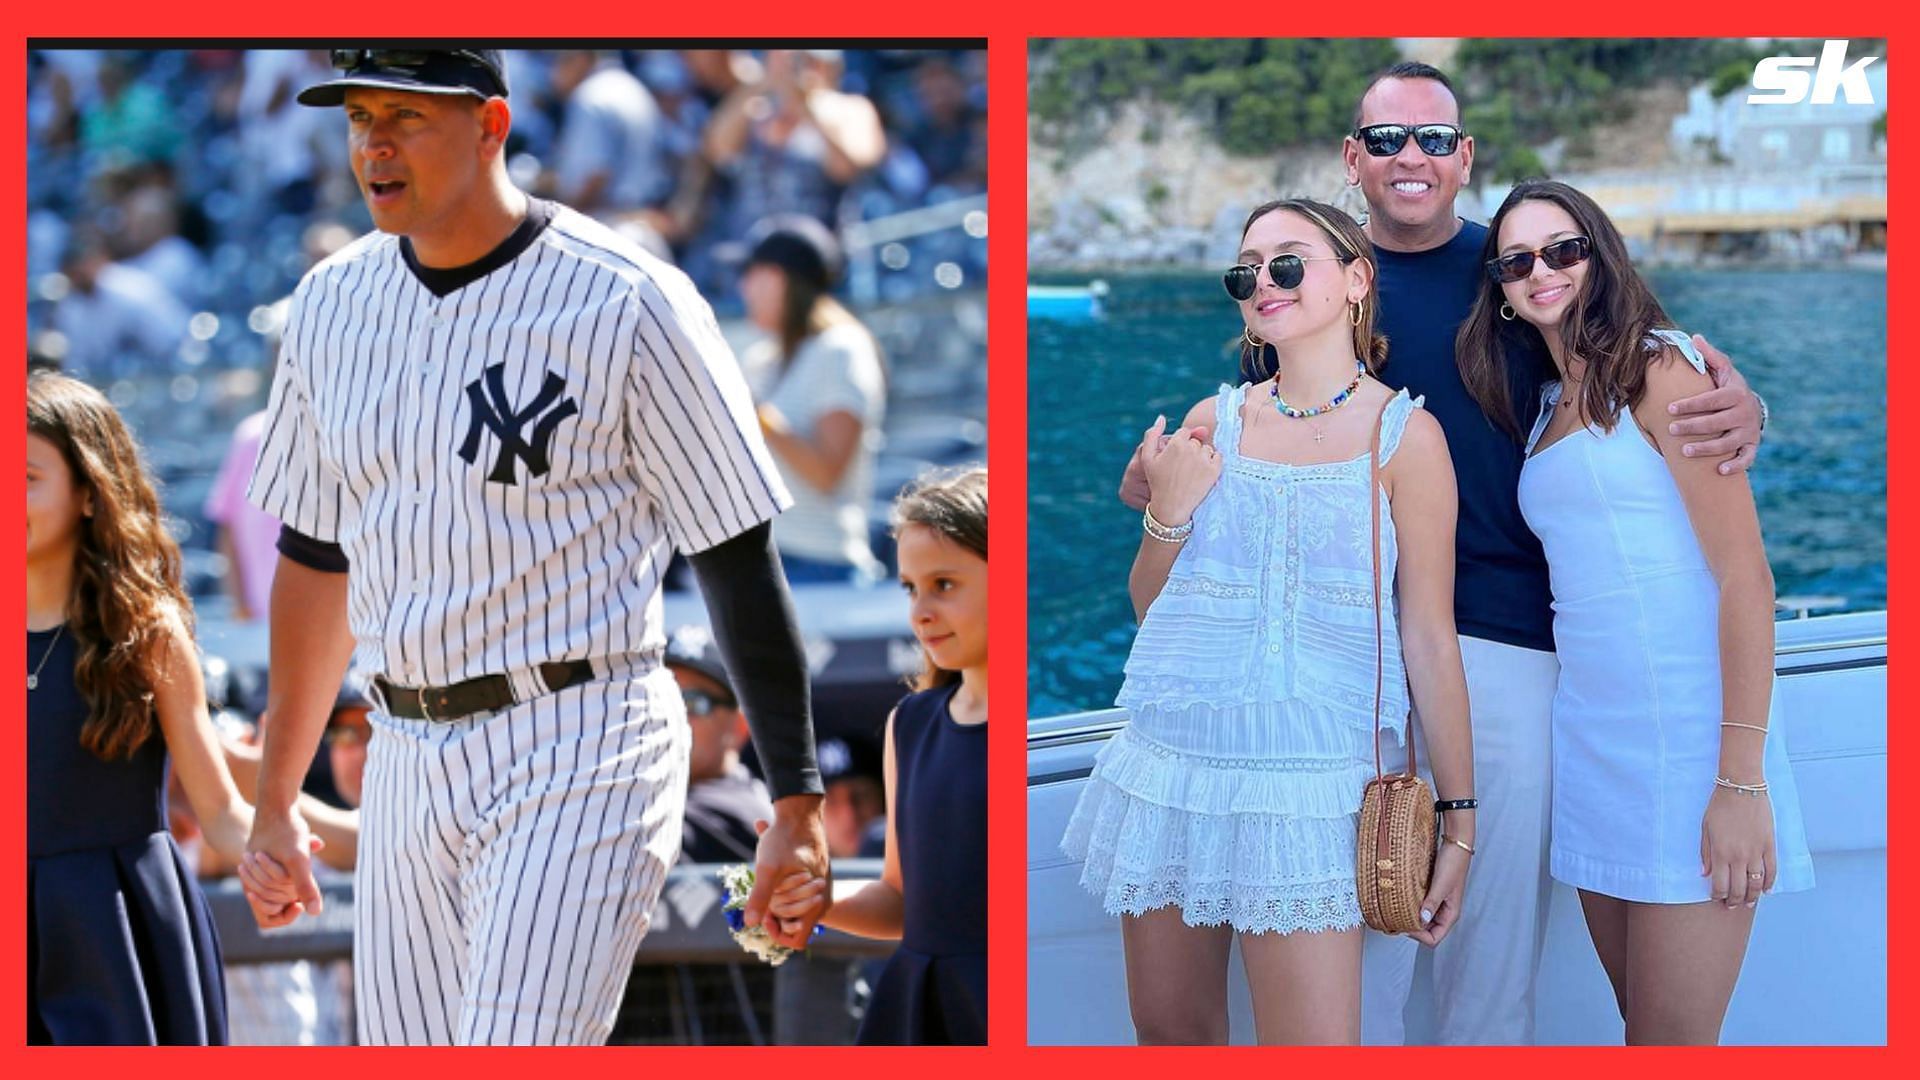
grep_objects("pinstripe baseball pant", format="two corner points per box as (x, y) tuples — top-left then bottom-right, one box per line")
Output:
(355, 661), (690, 1045)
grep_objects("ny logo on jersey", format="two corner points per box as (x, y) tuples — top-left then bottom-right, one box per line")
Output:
(458, 364), (580, 485)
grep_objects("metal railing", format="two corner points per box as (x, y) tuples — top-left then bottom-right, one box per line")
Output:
(204, 860), (895, 1045)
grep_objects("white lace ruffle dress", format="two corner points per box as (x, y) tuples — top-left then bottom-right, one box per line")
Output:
(1062, 384), (1422, 934)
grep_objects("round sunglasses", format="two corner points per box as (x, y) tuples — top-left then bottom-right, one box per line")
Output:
(1223, 253), (1347, 301)
(1353, 123), (1465, 158)
(1484, 236), (1593, 284)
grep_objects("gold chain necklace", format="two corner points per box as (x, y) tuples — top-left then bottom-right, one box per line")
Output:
(28, 624), (66, 692)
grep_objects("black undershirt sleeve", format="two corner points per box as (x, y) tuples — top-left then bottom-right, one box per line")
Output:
(686, 522), (823, 800)
(277, 524), (350, 573)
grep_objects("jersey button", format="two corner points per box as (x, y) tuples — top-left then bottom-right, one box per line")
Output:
(410, 580), (426, 594)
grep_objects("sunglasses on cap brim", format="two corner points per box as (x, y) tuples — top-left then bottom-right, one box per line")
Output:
(1485, 236), (1593, 284)
(1353, 123), (1465, 157)
(331, 48), (491, 73)
(1223, 252), (1348, 301)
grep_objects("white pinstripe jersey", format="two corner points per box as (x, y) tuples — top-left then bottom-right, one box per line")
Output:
(246, 202), (790, 689)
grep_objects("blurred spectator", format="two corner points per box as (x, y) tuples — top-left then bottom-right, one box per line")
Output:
(544, 50), (672, 219)
(81, 52), (182, 174)
(204, 407), (279, 621)
(235, 50), (336, 217)
(322, 683), (374, 811)
(111, 165), (210, 306)
(667, 626), (775, 865)
(49, 227), (190, 381)
(905, 57), (987, 192)
(740, 215), (888, 584)
(819, 735), (887, 860)
(704, 49), (887, 244)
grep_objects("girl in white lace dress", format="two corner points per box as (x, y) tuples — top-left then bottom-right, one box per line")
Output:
(1061, 200), (1478, 1044)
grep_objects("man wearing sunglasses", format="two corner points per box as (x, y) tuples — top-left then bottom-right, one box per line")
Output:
(1122, 60), (1767, 1046)
(667, 626), (777, 865)
(238, 48), (829, 1046)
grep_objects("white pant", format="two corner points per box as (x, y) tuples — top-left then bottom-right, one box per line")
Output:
(1361, 635), (1558, 1046)
(356, 666), (689, 1045)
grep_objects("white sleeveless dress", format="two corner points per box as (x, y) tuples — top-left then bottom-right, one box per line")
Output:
(1061, 384), (1422, 934)
(1516, 329), (1814, 903)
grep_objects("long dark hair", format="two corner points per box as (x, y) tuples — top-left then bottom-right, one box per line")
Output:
(1236, 198), (1390, 384)
(891, 465), (986, 692)
(27, 370), (191, 761)
(1457, 179), (1675, 438)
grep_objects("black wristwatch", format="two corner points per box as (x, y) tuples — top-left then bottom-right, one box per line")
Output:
(1434, 797), (1479, 813)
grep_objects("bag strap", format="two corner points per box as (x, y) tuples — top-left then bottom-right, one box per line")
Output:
(1371, 394), (1415, 782)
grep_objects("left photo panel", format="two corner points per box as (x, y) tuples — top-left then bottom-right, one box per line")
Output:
(24, 42), (987, 1046)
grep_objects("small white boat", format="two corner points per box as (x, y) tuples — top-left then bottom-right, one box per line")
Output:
(1028, 281), (1109, 321)
(1027, 610), (1887, 1045)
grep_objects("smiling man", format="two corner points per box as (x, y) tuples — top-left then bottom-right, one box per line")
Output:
(236, 48), (830, 1046)
(1121, 60), (1770, 1045)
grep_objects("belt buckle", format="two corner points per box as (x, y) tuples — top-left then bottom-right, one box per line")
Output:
(417, 685), (440, 722)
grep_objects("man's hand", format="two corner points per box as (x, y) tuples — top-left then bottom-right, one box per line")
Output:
(242, 804), (324, 929)
(1666, 333), (1763, 475)
(745, 793), (830, 949)
(1119, 414), (1213, 511)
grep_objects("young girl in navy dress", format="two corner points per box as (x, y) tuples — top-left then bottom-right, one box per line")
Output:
(27, 371), (295, 1044)
(774, 466), (988, 1044)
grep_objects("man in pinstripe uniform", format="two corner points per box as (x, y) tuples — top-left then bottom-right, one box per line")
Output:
(235, 49), (831, 1045)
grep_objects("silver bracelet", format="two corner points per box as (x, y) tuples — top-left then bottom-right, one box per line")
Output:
(1715, 775), (1769, 797)
(1720, 721), (1769, 736)
(1142, 505), (1194, 543)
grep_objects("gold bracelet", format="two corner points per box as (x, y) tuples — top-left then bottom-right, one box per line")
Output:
(1714, 775), (1769, 797)
(1720, 721), (1769, 735)
(1440, 834), (1475, 856)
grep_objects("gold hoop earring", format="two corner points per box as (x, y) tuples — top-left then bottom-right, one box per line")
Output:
(1499, 302), (1516, 322)
(1243, 327), (1267, 350)
(1349, 300), (1364, 326)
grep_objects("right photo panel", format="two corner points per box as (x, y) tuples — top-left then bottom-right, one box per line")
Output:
(1026, 37), (1886, 1046)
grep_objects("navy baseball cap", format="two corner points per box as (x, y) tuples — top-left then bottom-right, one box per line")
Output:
(298, 48), (509, 107)
(665, 625), (734, 700)
(742, 214), (843, 290)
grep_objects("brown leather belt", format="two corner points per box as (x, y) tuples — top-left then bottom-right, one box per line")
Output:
(374, 659), (596, 721)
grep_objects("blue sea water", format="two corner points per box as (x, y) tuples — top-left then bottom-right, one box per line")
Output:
(1027, 268), (1887, 718)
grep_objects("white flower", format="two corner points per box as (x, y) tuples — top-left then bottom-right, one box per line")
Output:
(720, 863), (803, 967)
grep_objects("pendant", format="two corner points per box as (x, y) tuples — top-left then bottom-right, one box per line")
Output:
(27, 674), (37, 691)
(1312, 427), (1326, 444)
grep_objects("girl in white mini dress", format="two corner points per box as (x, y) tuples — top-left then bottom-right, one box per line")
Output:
(1061, 200), (1478, 1045)
(1456, 179), (1813, 1044)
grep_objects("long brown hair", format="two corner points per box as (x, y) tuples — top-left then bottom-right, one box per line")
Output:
(27, 370), (191, 760)
(1457, 179), (1675, 439)
(1236, 198), (1390, 384)
(773, 273), (890, 400)
(891, 465), (986, 692)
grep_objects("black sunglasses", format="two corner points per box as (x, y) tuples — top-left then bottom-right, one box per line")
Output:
(682, 688), (736, 717)
(1484, 236), (1593, 284)
(331, 48), (490, 72)
(1353, 123), (1465, 158)
(1223, 253), (1347, 301)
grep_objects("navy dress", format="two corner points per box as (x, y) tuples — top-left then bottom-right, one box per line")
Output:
(856, 683), (987, 1045)
(27, 626), (228, 1045)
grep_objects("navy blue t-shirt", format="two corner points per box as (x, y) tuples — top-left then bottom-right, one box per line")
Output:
(1370, 218), (1555, 653)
